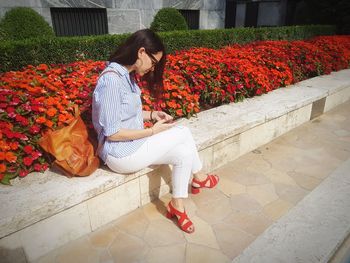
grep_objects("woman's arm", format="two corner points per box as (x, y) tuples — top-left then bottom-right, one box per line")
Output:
(142, 110), (153, 121)
(107, 119), (175, 142)
(107, 128), (153, 141)
(142, 110), (173, 122)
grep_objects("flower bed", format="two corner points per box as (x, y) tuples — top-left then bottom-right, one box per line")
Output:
(0, 35), (349, 184)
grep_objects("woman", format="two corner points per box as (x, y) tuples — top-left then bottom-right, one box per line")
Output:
(92, 29), (219, 234)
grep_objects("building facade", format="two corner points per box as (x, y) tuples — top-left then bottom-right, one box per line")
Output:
(0, 0), (289, 36)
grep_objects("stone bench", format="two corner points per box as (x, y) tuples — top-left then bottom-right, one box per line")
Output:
(1, 69), (350, 261)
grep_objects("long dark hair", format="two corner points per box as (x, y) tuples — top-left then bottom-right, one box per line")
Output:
(109, 29), (166, 95)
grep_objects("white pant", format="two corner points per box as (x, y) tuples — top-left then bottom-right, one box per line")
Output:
(106, 126), (202, 198)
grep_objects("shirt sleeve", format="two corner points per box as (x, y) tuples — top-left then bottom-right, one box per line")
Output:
(95, 74), (123, 137)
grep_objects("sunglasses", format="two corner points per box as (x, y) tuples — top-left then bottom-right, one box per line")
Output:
(146, 52), (159, 67)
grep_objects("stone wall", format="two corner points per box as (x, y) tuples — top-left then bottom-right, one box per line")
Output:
(0, 0), (287, 34)
(0, 0), (226, 34)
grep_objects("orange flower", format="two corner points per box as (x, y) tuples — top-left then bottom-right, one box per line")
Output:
(36, 64), (49, 71)
(0, 163), (6, 173)
(46, 97), (57, 106)
(5, 152), (17, 163)
(0, 152), (4, 160)
(0, 141), (10, 151)
(45, 120), (54, 128)
(176, 109), (183, 116)
(36, 116), (46, 124)
(46, 107), (57, 117)
(9, 142), (19, 150)
(167, 101), (177, 108)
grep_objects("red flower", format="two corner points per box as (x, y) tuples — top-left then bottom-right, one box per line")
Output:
(23, 156), (33, 166)
(6, 107), (15, 114)
(41, 163), (49, 171)
(29, 125), (40, 134)
(23, 145), (34, 154)
(31, 151), (42, 160)
(9, 97), (20, 106)
(34, 163), (42, 171)
(19, 170), (29, 177)
(0, 163), (6, 173)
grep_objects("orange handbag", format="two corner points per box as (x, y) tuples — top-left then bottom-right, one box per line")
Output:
(38, 105), (100, 177)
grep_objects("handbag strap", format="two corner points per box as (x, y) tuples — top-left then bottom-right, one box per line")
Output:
(99, 69), (122, 79)
(73, 104), (80, 118)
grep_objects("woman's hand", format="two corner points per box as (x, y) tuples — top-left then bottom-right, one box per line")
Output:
(153, 111), (173, 123)
(152, 119), (175, 134)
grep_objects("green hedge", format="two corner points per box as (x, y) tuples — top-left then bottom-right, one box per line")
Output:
(0, 7), (55, 41)
(150, 7), (188, 32)
(0, 25), (336, 72)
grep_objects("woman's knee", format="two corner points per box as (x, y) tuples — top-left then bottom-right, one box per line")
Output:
(170, 144), (194, 165)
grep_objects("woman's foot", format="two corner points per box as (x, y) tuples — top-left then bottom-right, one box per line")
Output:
(191, 173), (219, 194)
(166, 200), (194, 233)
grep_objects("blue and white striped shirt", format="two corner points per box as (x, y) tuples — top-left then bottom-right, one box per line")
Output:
(92, 62), (146, 162)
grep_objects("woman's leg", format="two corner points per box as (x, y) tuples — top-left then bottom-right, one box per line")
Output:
(106, 126), (201, 233)
(107, 126), (202, 194)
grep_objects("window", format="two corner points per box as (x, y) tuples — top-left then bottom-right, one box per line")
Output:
(245, 2), (259, 27)
(179, 10), (200, 30)
(225, 0), (237, 28)
(50, 8), (108, 37)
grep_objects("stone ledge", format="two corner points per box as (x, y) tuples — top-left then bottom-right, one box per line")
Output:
(0, 69), (349, 261)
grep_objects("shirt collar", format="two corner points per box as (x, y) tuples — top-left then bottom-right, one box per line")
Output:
(108, 62), (129, 76)
(107, 62), (137, 92)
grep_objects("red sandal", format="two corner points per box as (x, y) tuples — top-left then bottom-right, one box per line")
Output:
(191, 174), (219, 194)
(166, 201), (195, 234)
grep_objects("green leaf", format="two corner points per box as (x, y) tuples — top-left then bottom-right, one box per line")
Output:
(1, 174), (12, 185)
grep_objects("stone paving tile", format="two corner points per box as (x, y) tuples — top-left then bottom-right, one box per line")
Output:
(223, 211), (273, 236)
(142, 195), (170, 221)
(186, 243), (231, 263)
(229, 193), (263, 214)
(233, 154), (272, 174)
(212, 222), (256, 259)
(146, 243), (186, 263)
(98, 250), (113, 263)
(263, 199), (293, 221)
(246, 183), (279, 206)
(190, 188), (228, 207)
(287, 171), (322, 190)
(192, 192), (232, 225)
(217, 175), (246, 197)
(143, 219), (185, 247)
(274, 183), (309, 205)
(261, 168), (297, 186)
(184, 216), (220, 249)
(108, 231), (149, 262)
(231, 168), (271, 186)
(88, 223), (120, 248)
(55, 237), (100, 263)
(113, 208), (149, 238)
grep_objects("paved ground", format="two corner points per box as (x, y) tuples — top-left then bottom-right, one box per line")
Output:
(35, 101), (350, 263)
